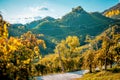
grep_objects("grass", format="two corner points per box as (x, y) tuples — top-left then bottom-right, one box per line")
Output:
(75, 67), (120, 80)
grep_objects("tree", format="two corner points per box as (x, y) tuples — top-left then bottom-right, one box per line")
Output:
(19, 31), (46, 79)
(101, 34), (111, 70)
(82, 49), (95, 73)
(66, 36), (80, 57)
(94, 25), (120, 70)
(54, 40), (67, 72)
(0, 15), (46, 79)
(54, 36), (81, 72)
(0, 14), (9, 38)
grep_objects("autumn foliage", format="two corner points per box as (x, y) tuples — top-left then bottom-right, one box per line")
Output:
(0, 15), (46, 80)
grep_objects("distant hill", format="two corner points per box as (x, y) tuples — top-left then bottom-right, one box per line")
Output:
(26, 16), (55, 29)
(9, 6), (116, 54)
(103, 3), (120, 19)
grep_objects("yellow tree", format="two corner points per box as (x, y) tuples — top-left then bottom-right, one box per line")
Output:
(82, 49), (95, 73)
(54, 40), (68, 72)
(95, 25), (120, 70)
(0, 14), (9, 38)
(19, 31), (46, 78)
(54, 36), (80, 72)
(0, 14), (11, 79)
(66, 36), (80, 57)
(0, 15), (46, 79)
(110, 26), (120, 66)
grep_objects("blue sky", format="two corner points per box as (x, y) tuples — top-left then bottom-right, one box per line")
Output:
(0, 0), (119, 24)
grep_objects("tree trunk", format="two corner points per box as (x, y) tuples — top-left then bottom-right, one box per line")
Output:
(14, 54), (17, 80)
(110, 61), (112, 68)
(105, 48), (109, 70)
(109, 54), (113, 69)
(105, 58), (107, 70)
(110, 64), (112, 68)
(89, 64), (92, 73)
(14, 71), (17, 79)
(58, 50), (65, 72)
(38, 71), (39, 76)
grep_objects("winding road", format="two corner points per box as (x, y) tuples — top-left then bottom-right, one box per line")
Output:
(35, 70), (89, 80)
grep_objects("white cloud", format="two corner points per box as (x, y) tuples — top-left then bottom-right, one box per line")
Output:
(8, 16), (42, 24)
(29, 6), (49, 13)
(40, 7), (49, 11)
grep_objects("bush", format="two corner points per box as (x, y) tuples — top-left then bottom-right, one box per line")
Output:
(107, 67), (120, 73)
(112, 67), (120, 73)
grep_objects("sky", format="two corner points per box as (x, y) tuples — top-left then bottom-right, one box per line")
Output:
(0, 0), (119, 24)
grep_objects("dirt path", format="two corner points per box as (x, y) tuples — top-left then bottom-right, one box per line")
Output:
(35, 70), (88, 80)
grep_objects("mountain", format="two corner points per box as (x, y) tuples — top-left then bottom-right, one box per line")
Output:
(9, 6), (116, 54)
(8, 23), (27, 37)
(25, 16), (55, 29)
(32, 6), (114, 42)
(103, 3), (120, 19)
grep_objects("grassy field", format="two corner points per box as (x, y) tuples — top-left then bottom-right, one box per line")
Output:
(75, 67), (120, 80)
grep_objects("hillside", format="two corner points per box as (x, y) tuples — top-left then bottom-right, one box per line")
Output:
(103, 3), (120, 19)
(9, 6), (116, 54)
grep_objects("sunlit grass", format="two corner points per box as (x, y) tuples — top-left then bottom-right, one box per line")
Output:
(75, 67), (120, 80)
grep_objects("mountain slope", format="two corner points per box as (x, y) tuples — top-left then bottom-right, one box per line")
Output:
(103, 3), (120, 19)
(26, 16), (55, 29)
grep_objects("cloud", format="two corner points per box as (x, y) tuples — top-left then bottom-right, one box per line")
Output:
(8, 16), (42, 24)
(29, 6), (49, 12)
(33, 16), (41, 20)
(39, 7), (49, 11)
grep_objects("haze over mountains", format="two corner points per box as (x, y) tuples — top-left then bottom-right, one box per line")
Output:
(8, 4), (120, 54)
(8, 16), (42, 24)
